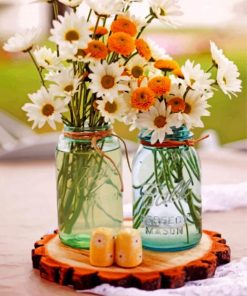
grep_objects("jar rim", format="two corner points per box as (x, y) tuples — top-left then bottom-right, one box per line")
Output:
(139, 126), (193, 145)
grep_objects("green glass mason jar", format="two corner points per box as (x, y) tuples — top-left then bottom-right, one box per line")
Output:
(132, 126), (202, 251)
(56, 125), (123, 249)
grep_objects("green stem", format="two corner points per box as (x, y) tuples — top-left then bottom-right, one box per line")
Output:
(187, 190), (201, 231)
(82, 86), (89, 127)
(52, 0), (60, 56)
(109, 52), (119, 63)
(178, 200), (189, 243)
(93, 16), (101, 39)
(62, 137), (120, 233)
(62, 115), (71, 125)
(123, 51), (138, 66)
(124, 4), (130, 12)
(28, 51), (46, 88)
(87, 8), (92, 22)
(183, 87), (191, 99)
(206, 64), (215, 73)
(133, 160), (163, 189)
(136, 15), (155, 39)
(52, 0), (59, 20)
(161, 149), (190, 242)
(96, 202), (122, 223)
(78, 82), (84, 119)
(69, 99), (79, 126)
(182, 155), (200, 181)
(153, 150), (164, 199)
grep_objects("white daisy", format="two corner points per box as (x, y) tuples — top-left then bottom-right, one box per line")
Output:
(122, 92), (139, 131)
(147, 65), (164, 79)
(181, 60), (214, 93)
(177, 89), (210, 129)
(33, 46), (59, 70)
(126, 55), (148, 79)
(3, 28), (39, 53)
(22, 86), (69, 129)
(217, 61), (242, 98)
(168, 78), (210, 113)
(86, 0), (124, 16)
(59, 43), (78, 61)
(88, 61), (130, 101)
(209, 42), (242, 98)
(44, 68), (62, 82)
(58, 0), (83, 7)
(149, 0), (183, 27)
(210, 41), (227, 67)
(97, 96), (127, 123)
(146, 38), (172, 61)
(50, 11), (90, 49)
(59, 43), (88, 62)
(166, 79), (186, 99)
(47, 67), (81, 98)
(136, 100), (179, 144)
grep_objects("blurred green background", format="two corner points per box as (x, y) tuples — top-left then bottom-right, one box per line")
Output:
(0, 28), (246, 144)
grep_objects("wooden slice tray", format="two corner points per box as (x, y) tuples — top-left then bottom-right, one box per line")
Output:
(32, 230), (230, 291)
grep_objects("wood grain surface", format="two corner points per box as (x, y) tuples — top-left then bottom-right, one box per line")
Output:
(32, 230), (230, 291)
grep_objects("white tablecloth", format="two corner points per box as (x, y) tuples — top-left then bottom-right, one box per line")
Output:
(0, 149), (247, 295)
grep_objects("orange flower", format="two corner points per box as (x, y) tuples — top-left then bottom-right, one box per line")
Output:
(108, 32), (135, 57)
(84, 40), (108, 59)
(131, 87), (155, 111)
(172, 68), (184, 79)
(111, 17), (137, 37)
(90, 26), (108, 37)
(135, 39), (151, 61)
(148, 76), (171, 96)
(167, 97), (186, 113)
(154, 59), (180, 71)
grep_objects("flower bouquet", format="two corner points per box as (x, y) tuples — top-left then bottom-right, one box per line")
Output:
(3, 0), (241, 250)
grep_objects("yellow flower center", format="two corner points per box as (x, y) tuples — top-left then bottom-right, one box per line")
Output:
(223, 76), (227, 84)
(44, 59), (51, 65)
(65, 30), (80, 42)
(101, 75), (115, 89)
(190, 78), (196, 85)
(75, 49), (85, 58)
(184, 103), (192, 114)
(154, 115), (167, 128)
(42, 104), (55, 117)
(159, 8), (167, 16)
(64, 84), (74, 92)
(131, 65), (144, 78)
(104, 101), (117, 113)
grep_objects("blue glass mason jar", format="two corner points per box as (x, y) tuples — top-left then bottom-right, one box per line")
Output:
(132, 126), (202, 251)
